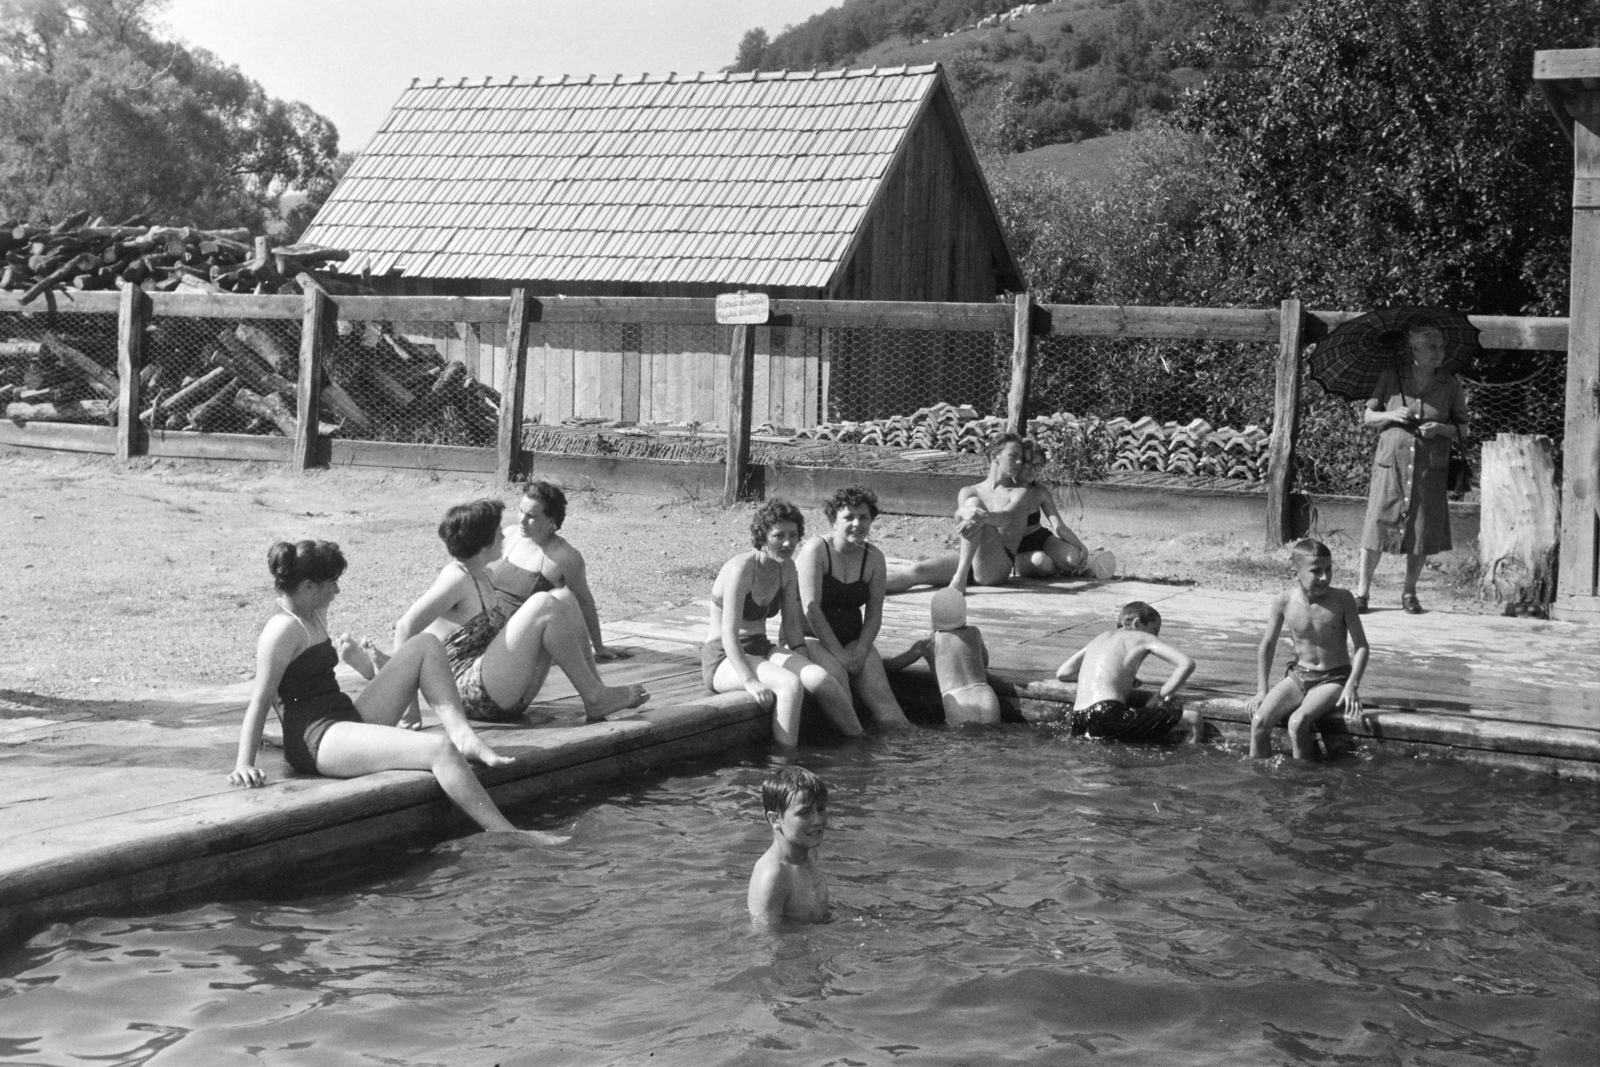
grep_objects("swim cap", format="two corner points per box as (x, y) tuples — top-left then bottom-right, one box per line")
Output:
(930, 587), (967, 631)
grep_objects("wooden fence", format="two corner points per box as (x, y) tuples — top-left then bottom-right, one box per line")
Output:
(0, 289), (1569, 546)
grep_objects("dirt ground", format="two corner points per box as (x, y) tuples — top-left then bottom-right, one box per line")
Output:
(0, 450), (1486, 704)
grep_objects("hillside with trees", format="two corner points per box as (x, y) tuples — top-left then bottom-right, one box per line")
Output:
(0, 0), (342, 236)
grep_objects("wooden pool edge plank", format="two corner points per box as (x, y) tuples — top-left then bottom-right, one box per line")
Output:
(0, 696), (768, 949)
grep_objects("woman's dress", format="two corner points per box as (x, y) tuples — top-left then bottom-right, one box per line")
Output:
(1361, 368), (1469, 556)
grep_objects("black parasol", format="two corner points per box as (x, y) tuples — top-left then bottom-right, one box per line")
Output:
(1307, 306), (1480, 402)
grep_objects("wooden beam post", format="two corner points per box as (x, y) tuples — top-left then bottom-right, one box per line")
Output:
(293, 287), (328, 470)
(1265, 298), (1304, 547)
(1006, 291), (1034, 434)
(725, 323), (755, 506)
(116, 283), (149, 462)
(1536, 51), (1600, 622)
(496, 288), (533, 485)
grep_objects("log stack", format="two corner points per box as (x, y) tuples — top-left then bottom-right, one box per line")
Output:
(0, 210), (369, 301)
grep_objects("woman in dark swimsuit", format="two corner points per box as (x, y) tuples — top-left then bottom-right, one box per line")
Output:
(229, 540), (548, 838)
(705, 498), (860, 751)
(395, 500), (649, 725)
(797, 486), (911, 729)
(490, 480), (630, 661)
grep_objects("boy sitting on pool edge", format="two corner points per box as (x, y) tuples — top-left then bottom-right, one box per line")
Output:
(1246, 538), (1371, 759)
(883, 587), (1002, 726)
(1054, 601), (1203, 743)
(748, 766), (832, 925)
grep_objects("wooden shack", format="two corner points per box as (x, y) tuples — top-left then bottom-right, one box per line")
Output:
(302, 65), (1024, 429)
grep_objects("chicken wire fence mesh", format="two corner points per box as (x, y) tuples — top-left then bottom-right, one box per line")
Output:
(0, 309), (123, 425)
(1029, 334), (1279, 485)
(324, 317), (502, 448)
(1294, 348), (1568, 497)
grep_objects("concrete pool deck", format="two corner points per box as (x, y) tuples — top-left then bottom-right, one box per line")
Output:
(2, 577), (1597, 944)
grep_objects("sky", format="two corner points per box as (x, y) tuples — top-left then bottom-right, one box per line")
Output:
(160, 0), (841, 157)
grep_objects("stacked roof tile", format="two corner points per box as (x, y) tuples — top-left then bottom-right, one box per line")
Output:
(303, 66), (947, 287)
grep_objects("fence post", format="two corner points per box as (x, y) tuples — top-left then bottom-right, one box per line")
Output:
(116, 284), (148, 462)
(293, 287), (328, 470)
(725, 323), (756, 506)
(1006, 291), (1034, 434)
(497, 288), (532, 485)
(1265, 297), (1305, 547)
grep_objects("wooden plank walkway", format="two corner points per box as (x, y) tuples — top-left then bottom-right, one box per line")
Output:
(2, 576), (1596, 944)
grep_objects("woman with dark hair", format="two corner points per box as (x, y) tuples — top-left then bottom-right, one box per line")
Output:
(229, 539), (551, 839)
(394, 499), (649, 724)
(885, 433), (1051, 593)
(704, 498), (861, 751)
(796, 485), (911, 729)
(489, 480), (629, 661)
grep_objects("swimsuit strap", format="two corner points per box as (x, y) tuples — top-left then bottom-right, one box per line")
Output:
(454, 560), (495, 617)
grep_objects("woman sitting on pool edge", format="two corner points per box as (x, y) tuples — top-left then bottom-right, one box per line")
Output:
(229, 539), (552, 839)
(489, 480), (630, 662)
(393, 500), (648, 725)
(885, 433), (1053, 593)
(796, 485), (912, 730)
(705, 498), (862, 752)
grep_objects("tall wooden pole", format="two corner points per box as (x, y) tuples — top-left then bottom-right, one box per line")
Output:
(1005, 291), (1034, 434)
(1265, 298), (1305, 546)
(293, 287), (328, 470)
(1536, 50), (1600, 623)
(115, 284), (148, 462)
(496, 288), (532, 485)
(725, 323), (755, 506)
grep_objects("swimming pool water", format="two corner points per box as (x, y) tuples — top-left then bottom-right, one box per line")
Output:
(2, 732), (1596, 1065)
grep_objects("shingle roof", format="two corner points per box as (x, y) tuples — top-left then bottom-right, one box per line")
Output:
(303, 66), (950, 288)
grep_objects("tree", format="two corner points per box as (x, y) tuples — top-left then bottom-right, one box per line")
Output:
(1176, 0), (1600, 315)
(0, 0), (340, 229)
(731, 27), (769, 73)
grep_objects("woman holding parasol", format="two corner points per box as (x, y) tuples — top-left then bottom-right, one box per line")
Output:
(1311, 308), (1475, 615)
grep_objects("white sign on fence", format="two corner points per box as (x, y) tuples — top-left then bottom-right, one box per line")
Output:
(715, 291), (769, 325)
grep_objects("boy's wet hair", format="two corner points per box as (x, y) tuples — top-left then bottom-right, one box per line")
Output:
(762, 765), (828, 816)
(1117, 601), (1161, 630)
(985, 431), (1024, 461)
(1290, 538), (1332, 565)
(439, 499), (505, 560)
(750, 498), (805, 547)
(268, 539), (347, 591)
(823, 484), (879, 522)
(520, 479), (567, 529)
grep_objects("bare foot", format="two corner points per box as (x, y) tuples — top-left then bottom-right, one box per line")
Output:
(362, 637), (391, 671)
(876, 711), (913, 731)
(486, 828), (572, 845)
(584, 684), (651, 722)
(454, 732), (516, 768)
(398, 705), (423, 731)
(593, 645), (633, 661)
(335, 633), (377, 680)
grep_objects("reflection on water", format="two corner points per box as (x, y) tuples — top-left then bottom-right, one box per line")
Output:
(2, 733), (1596, 1065)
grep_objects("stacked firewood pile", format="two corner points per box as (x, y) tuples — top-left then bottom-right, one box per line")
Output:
(0, 210), (366, 301)
(1, 311), (502, 445)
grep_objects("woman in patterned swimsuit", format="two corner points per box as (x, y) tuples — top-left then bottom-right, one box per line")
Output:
(489, 480), (630, 662)
(394, 500), (649, 725)
(797, 485), (912, 730)
(229, 539), (551, 838)
(704, 498), (861, 751)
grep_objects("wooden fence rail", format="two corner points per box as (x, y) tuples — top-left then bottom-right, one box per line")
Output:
(0, 292), (1573, 546)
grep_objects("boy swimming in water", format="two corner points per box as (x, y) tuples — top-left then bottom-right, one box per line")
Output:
(884, 587), (1002, 725)
(1246, 539), (1371, 759)
(1054, 601), (1203, 743)
(748, 766), (832, 925)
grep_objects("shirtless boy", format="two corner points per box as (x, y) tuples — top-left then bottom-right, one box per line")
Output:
(884, 587), (1001, 725)
(1054, 601), (1203, 743)
(1247, 539), (1371, 759)
(748, 766), (832, 925)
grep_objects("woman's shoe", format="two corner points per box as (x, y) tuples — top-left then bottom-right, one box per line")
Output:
(1355, 593), (1369, 614)
(1401, 592), (1423, 615)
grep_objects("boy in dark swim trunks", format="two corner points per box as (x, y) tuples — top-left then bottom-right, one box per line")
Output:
(1054, 601), (1203, 743)
(1246, 539), (1371, 759)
